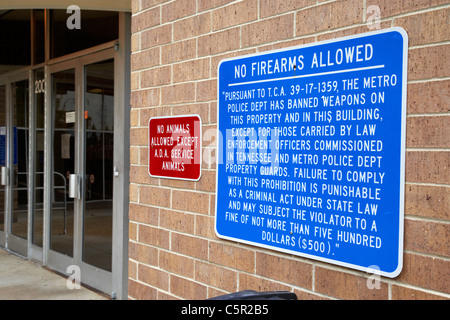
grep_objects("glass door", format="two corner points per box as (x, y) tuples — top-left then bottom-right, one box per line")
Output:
(0, 84), (5, 247)
(0, 72), (30, 257)
(50, 68), (76, 258)
(46, 50), (115, 293)
(83, 59), (114, 272)
(8, 78), (30, 256)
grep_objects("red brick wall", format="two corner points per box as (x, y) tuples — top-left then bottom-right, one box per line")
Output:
(129, 0), (449, 300)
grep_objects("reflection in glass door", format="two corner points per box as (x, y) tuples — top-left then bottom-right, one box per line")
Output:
(50, 69), (75, 257)
(0, 85), (5, 239)
(83, 59), (114, 272)
(11, 80), (29, 241)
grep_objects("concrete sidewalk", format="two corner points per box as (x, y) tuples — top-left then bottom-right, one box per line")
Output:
(0, 249), (107, 300)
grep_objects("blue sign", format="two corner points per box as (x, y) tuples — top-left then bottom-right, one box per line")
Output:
(0, 127), (18, 166)
(215, 28), (407, 277)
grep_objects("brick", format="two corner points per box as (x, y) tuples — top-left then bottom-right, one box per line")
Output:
(129, 222), (138, 241)
(131, 0), (140, 14)
(406, 151), (449, 184)
(173, 58), (210, 83)
(138, 224), (170, 249)
(407, 116), (450, 148)
(395, 8), (450, 46)
(138, 264), (169, 290)
(129, 203), (159, 225)
(130, 88), (160, 108)
(170, 275), (208, 300)
(367, 0), (449, 18)
(404, 218), (450, 256)
(160, 209), (195, 233)
(209, 242), (255, 273)
(241, 14), (294, 48)
(129, 260), (137, 279)
(172, 190), (210, 214)
(131, 47), (159, 71)
(130, 108), (139, 127)
(256, 252), (312, 289)
(141, 24), (172, 49)
(197, 27), (240, 57)
(129, 241), (159, 266)
(129, 184), (139, 202)
(209, 101), (217, 123)
(139, 106), (171, 126)
(408, 44), (450, 81)
(160, 251), (195, 277)
(212, 0), (258, 31)
(294, 288), (330, 300)
(296, 0), (363, 36)
(315, 267), (389, 299)
(195, 261), (238, 292)
(172, 103), (210, 124)
(130, 127), (148, 146)
(195, 214), (217, 239)
(171, 233), (208, 260)
(398, 252), (450, 294)
(161, 82), (196, 105)
(407, 80), (450, 114)
(130, 71), (139, 90)
(195, 170), (216, 192)
(160, 176), (195, 189)
(161, 39), (196, 64)
(139, 146), (148, 165)
(198, 0), (235, 12)
(142, 0), (169, 11)
(131, 33), (139, 52)
(161, 0), (196, 24)
(129, 165), (158, 185)
(132, 6), (160, 33)
(140, 66), (172, 88)
(316, 22), (391, 42)
(391, 285), (449, 300)
(196, 79), (217, 102)
(173, 12), (211, 41)
(140, 185), (171, 207)
(260, 0), (316, 18)
(128, 279), (157, 299)
(405, 184), (449, 220)
(238, 272), (291, 292)
(211, 49), (256, 78)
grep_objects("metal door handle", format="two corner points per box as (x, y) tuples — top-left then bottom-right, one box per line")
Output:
(1, 166), (8, 185)
(69, 174), (80, 199)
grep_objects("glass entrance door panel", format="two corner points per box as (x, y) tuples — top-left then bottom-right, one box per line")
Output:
(11, 80), (29, 240)
(0, 85), (5, 237)
(50, 69), (75, 257)
(83, 59), (114, 271)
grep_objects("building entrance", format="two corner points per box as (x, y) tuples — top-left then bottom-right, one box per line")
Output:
(0, 8), (130, 299)
(46, 52), (115, 292)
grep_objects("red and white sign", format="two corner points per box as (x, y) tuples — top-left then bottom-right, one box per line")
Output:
(148, 115), (202, 181)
